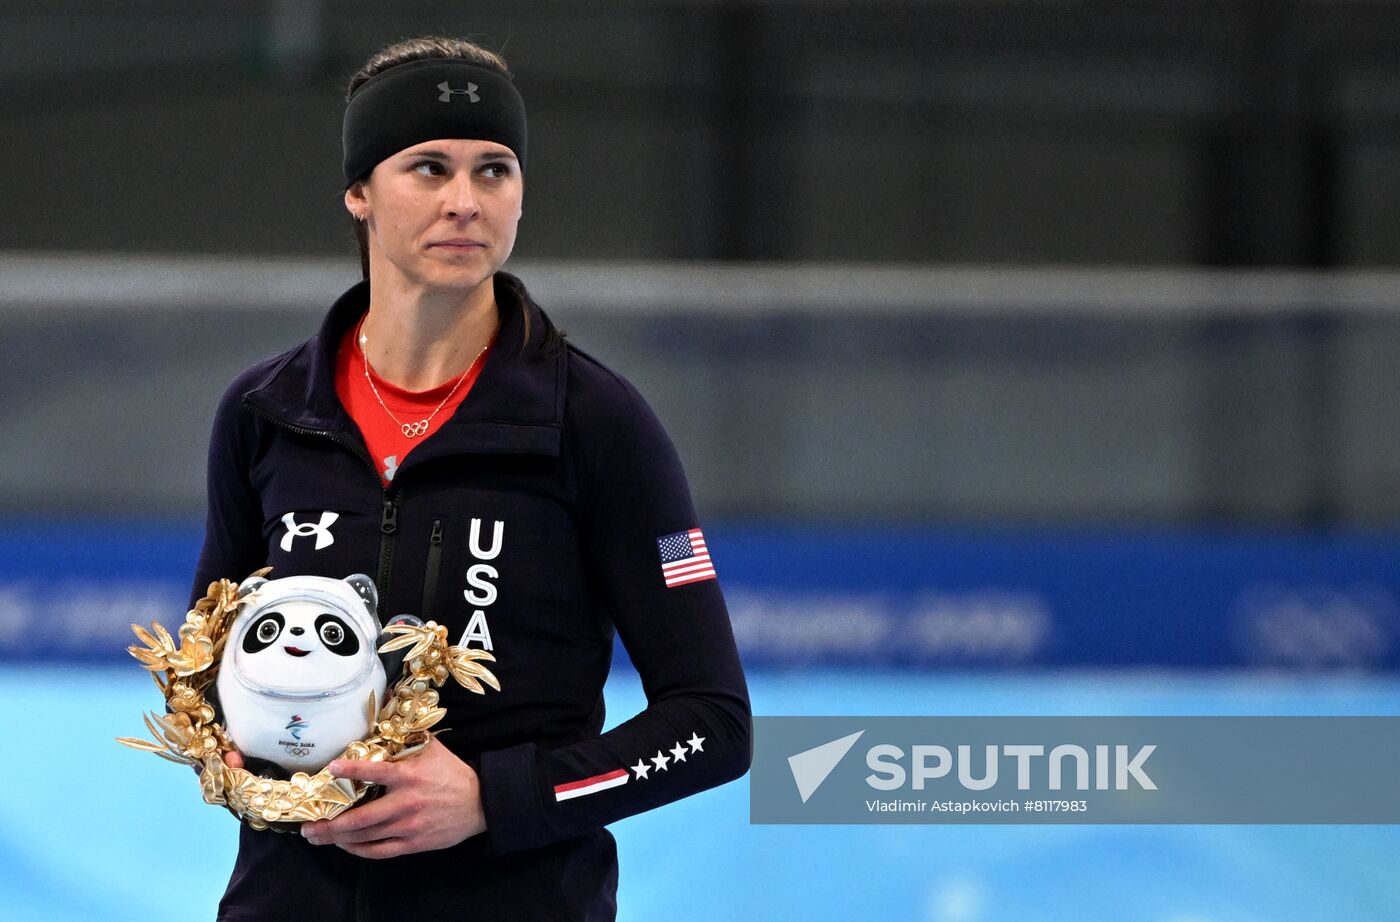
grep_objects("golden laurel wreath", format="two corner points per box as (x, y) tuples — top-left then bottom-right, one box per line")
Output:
(117, 569), (500, 830)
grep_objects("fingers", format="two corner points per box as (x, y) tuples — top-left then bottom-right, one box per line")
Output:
(300, 759), (406, 846)
(300, 739), (482, 858)
(327, 757), (399, 785)
(303, 780), (417, 844)
(306, 818), (402, 846)
(304, 796), (401, 839)
(335, 837), (414, 860)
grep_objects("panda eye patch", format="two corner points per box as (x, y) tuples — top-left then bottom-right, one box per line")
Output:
(243, 612), (286, 653)
(315, 614), (360, 656)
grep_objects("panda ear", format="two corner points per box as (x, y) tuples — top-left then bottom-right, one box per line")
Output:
(237, 575), (268, 598)
(344, 574), (378, 614)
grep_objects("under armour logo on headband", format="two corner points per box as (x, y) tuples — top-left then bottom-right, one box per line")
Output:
(438, 81), (480, 103)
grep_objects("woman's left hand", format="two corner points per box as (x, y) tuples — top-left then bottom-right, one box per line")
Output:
(300, 736), (487, 858)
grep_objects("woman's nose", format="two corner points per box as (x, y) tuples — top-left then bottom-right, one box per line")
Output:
(445, 174), (479, 218)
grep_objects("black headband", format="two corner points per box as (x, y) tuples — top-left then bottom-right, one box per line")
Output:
(342, 58), (527, 186)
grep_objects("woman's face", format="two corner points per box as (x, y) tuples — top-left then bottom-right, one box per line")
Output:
(346, 138), (523, 294)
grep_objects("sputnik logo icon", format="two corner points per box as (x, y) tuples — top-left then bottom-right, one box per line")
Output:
(788, 730), (865, 803)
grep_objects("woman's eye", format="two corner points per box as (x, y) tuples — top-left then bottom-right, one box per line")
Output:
(320, 622), (345, 646)
(481, 162), (510, 179)
(413, 161), (444, 175)
(257, 619), (279, 642)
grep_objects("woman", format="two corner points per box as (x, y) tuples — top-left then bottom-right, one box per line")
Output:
(191, 36), (751, 921)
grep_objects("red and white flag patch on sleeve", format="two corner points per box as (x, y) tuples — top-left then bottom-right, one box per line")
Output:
(554, 768), (630, 802)
(656, 528), (716, 588)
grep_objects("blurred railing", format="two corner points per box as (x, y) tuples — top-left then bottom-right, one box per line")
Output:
(3, 252), (1400, 525)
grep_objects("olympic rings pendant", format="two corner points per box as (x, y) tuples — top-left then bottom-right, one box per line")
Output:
(358, 316), (491, 442)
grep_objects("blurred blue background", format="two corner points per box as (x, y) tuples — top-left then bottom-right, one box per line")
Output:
(9, 665), (1400, 922)
(6, 2), (1400, 920)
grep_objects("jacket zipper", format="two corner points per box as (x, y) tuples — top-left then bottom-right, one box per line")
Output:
(243, 402), (399, 619)
(377, 496), (399, 618)
(421, 518), (445, 622)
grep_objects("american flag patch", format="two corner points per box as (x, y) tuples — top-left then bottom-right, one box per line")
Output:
(554, 768), (629, 802)
(657, 528), (716, 588)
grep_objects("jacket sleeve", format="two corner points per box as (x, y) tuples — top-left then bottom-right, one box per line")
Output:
(476, 372), (751, 853)
(187, 376), (267, 610)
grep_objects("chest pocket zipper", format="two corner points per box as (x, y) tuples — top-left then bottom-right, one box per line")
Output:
(421, 518), (445, 623)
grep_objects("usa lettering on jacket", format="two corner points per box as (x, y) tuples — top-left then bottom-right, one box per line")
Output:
(461, 517), (503, 649)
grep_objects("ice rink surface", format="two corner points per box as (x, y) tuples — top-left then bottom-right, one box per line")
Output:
(4, 664), (1399, 922)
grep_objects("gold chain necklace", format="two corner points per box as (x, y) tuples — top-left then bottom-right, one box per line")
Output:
(356, 316), (488, 438)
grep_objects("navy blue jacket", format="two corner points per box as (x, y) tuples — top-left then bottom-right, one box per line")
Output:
(191, 271), (751, 921)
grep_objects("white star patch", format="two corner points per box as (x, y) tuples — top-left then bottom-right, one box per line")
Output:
(651, 750), (670, 772)
(687, 732), (705, 753)
(631, 758), (650, 780)
(670, 742), (688, 763)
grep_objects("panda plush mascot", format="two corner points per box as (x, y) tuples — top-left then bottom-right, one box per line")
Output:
(215, 572), (410, 774)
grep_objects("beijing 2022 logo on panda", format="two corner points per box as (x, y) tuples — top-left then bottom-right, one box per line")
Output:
(283, 715), (312, 758)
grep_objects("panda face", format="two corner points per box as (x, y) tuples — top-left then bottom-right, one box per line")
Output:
(232, 597), (370, 692)
(241, 611), (361, 658)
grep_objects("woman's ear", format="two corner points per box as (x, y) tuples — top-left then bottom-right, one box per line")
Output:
(344, 182), (369, 222)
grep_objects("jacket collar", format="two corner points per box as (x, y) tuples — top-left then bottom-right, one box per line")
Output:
(243, 271), (565, 459)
